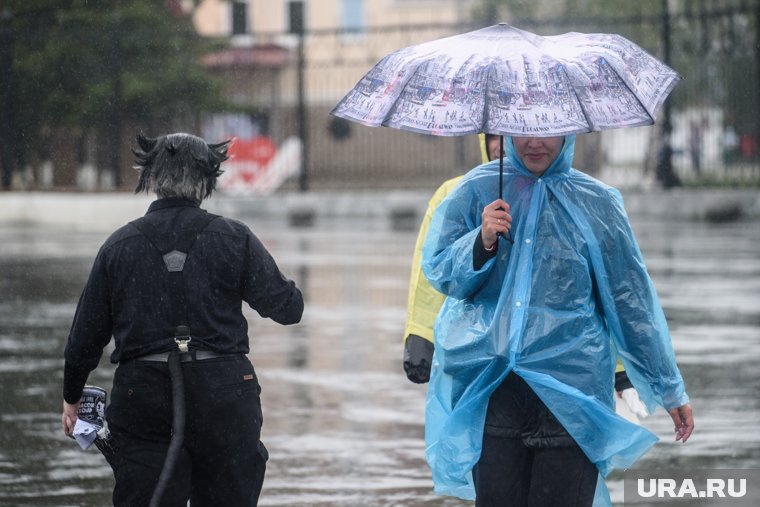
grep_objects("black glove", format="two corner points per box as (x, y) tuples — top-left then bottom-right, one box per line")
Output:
(614, 370), (634, 393)
(403, 334), (434, 384)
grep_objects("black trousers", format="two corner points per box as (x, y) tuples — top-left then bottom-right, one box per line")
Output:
(473, 373), (598, 507)
(105, 355), (267, 507)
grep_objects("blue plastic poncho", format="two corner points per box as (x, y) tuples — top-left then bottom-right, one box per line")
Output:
(421, 135), (689, 504)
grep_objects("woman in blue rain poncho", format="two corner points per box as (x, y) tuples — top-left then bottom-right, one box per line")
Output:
(421, 135), (694, 507)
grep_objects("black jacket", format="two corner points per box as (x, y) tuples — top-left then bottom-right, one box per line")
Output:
(63, 197), (303, 402)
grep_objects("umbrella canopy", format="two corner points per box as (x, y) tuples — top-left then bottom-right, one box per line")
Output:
(331, 23), (680, 137)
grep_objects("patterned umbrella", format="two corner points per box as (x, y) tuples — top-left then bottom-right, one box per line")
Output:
(331, 23), (679, 137)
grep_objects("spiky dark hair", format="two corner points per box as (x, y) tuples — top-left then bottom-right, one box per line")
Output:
(133, 133), (231, 203)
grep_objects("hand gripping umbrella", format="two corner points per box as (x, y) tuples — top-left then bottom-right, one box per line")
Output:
(331, 23), (680, 239)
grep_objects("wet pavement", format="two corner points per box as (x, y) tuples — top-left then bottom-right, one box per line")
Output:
(0, 209), (758, 506)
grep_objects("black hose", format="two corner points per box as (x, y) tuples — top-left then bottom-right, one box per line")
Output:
(149, 350), (186, 507)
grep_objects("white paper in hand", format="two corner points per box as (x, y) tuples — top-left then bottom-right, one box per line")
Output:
(72, 418), (99, 450)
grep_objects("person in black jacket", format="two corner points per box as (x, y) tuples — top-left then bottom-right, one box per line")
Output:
(61, 133), (304, 507)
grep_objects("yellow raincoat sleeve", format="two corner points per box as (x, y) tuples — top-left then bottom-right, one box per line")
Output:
(403, 176), (464, 344)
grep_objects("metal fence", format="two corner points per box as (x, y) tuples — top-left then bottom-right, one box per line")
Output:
(237, 1), (760, 192)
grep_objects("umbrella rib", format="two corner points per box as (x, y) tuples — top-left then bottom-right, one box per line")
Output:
(595, 37), (681, 120)
(481, 63), (495, 133)
(592, 51), (658, 122)
(646, 73), (680, 120)
(612, 64), (680, 122)
(560, 65), (596, 132)
(617, 74), (656, 122)
(381, 56), (435, 127)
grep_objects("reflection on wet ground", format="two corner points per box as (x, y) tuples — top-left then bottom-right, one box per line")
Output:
(0, 213), (758, 506)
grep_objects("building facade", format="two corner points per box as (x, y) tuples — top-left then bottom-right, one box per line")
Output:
(193, 0), (483, 191)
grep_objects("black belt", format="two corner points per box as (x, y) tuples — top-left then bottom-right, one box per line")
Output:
(137, 351), (241, 362)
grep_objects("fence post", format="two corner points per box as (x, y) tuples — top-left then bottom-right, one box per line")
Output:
(297, 27), (309, 192)
(755, 0), (760, 160)
(656, 0), (680, 188)
(109, 10), (123, 189)
(0, 8), (14, 190)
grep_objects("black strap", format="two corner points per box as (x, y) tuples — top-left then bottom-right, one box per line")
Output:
(149, 349), (186, 507)
(130, 211), (219, 339)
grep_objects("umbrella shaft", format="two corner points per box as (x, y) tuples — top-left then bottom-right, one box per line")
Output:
(499, 136), (504, 201)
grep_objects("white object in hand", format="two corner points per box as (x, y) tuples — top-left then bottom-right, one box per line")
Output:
(72, 419), (99, 450)
(615, 388), (649, 424)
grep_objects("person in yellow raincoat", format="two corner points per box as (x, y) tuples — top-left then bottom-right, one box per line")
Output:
(402, 135), (497, 382)
(402, 135), (648, 423)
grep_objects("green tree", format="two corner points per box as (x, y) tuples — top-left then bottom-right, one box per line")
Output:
(2, 0), (225, 189)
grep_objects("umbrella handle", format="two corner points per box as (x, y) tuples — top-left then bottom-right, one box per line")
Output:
(495, 209), (514, 245)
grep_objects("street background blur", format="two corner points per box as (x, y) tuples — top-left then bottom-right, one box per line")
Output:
(2, 0), (760, 193)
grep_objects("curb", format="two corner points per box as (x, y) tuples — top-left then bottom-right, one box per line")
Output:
(1, 189), (757, 231)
